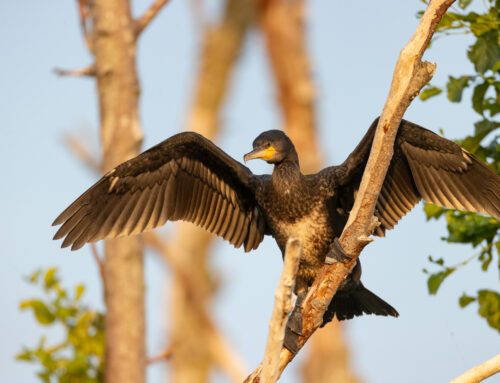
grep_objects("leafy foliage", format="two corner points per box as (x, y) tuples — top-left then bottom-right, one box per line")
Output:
(418, 0), (500, 332)
(16, 268), (104, 382)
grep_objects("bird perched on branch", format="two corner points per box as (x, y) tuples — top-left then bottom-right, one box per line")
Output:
(53, 118), (500, 352)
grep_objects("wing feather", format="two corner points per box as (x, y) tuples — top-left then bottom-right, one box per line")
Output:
(53, 132), (267, 252)
(331, 118), (500, 236)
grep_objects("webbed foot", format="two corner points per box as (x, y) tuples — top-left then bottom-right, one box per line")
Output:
(324, 237), (352, 264)
(284, 292), (306, 354)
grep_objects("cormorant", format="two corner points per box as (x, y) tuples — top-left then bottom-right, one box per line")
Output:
(53, 118), (500, 351)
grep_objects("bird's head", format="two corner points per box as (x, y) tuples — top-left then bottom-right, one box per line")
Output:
(244, 130), (298, 165)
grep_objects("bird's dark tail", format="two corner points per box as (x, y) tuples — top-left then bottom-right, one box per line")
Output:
(321, 282), (399, 326)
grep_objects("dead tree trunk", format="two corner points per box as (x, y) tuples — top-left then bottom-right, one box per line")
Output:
(90, 1), (145, 382)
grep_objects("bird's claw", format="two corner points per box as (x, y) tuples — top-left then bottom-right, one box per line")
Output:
(284, 292), (307, 354)
(284, 306), (303, 354)
(325, 237), (352, 264)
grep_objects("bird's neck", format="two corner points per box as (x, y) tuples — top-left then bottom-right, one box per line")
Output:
(271, 159), (303, 191)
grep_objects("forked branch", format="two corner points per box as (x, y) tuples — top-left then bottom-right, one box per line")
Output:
(134, 0), (171, 37)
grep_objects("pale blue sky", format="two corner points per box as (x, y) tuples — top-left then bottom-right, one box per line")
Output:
(1, 1), (498, 382)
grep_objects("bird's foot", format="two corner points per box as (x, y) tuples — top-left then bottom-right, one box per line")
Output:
(325, 237), (352, 264)
(283, 292), (306, 354)
(284, 309), (303, 354)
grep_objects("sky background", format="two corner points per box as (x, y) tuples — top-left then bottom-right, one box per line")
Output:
(1, 1), (499, 382)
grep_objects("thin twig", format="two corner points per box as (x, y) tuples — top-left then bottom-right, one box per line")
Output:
(78, 0), (93, 54)
(134, 0), (171, 37)
(64, 133), (100, 173)
(208, 328), (247, 383)
(260, 239), (301, 383)
(53, 65), (96, 77)
(147, 346), (174, 364)
(90, 243), (105, 283)
(449, 353), (500, 383)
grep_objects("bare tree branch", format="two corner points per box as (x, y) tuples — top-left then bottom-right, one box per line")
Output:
(208, 328), (247, 383)
(89, 243), (105, 284)
(134, 0), (171, 38)
(260, 239), (301, 383)
(77, 0), (94, 54)
(163, 2), (254, 382)
(245, 0), (455, 380)
(53, 65), (96, 77)
(147, 346), (174, 365)
(144, 232), (247, 383)
(63, 133), (100, 172)
(449, 353), (500, 383)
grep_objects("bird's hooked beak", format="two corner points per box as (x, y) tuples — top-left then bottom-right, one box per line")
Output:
(243, 145), (276, 163)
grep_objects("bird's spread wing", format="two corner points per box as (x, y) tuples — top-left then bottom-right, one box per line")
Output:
(53, 132), (266, 251)
(328, 118), (500, 235)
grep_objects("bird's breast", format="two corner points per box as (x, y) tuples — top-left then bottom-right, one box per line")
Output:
(270, 208), (333, 268)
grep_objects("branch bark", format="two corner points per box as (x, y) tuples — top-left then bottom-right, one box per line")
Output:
(245, 0), (454, 380)
(260, 239), (301, 383)
(449, 353), (500, 383)
(134, 0), (171, 37)
(53, 65), (96, 77)
(89, 1), (145, 383)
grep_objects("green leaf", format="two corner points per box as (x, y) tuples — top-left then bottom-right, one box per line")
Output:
(480, 249), (493, 271)
(468, 31), (500, 74)
(424, 203), (446, 220)
(472, 82), (490, 114)
(470, 14), (499, 37)
(15, 348), (34, 362)
(447, 75), (472, 102)
(474, 119), (498, 137)
(477, 290), (500, 332)
(44, 268), (59, 290)
(420, 85), (443, 101)
(20, 299), (56, 325)
(427, 268), (456, 295)
(28, 270), (42, 283)
(458, 0), (472, 9)
(459, 293), (476, 307)
(75, 284), (85, 301)
(445, 211), (499, 246)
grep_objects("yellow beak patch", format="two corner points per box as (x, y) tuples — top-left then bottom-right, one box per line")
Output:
(244, 145), (276, 162)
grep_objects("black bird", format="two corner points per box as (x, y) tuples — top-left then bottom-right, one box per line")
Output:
(53, 118), (500, 351)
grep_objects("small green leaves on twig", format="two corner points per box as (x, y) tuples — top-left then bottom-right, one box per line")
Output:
(16, 268), (104, 382)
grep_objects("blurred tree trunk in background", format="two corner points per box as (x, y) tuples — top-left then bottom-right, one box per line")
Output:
(257, 1), (359, 381)
(301, 326), (360, 383)
(90, 1), (145, 382)
(167, 1), (253, 382)
(257, 0), (321, 173)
